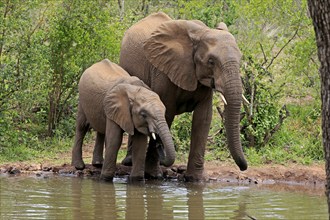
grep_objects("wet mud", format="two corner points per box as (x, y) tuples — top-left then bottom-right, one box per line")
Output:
(0, 161), (325, 190)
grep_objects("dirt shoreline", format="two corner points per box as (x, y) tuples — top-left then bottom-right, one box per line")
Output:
(0, 142), (326, 189)
(0, 160), (325, 188)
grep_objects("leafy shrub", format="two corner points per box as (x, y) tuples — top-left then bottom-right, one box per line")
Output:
(240, 56), (289, 149)
(171, 113), (192, 153)
(0, 0), (323, 165)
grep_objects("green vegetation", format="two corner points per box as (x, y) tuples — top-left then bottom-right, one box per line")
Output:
(0, 0), (321, 166)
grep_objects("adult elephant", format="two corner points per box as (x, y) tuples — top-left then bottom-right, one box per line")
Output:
(71, 59), (175, 181)
(119, 12), (247, 181)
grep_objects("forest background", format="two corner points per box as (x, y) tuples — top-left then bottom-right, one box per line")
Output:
(0, 0), (322, 166)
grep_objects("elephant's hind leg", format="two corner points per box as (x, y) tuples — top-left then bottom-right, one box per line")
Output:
(92, 132), (105, 167)
(71, 105), (89, 170)
(121, 135), (133, 166)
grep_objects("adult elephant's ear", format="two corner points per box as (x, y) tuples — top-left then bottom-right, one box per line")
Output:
(128, 76), (151, 90)
(216, 22), (229, 31)
(104, 84), (134, 135)
(144, 20), (207, 91)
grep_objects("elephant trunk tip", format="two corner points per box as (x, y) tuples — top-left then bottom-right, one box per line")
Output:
(161, 156), (175, 167)
(237, 160), (248, 171)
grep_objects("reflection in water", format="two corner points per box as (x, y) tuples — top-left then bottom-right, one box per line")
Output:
(126, 183), (146, 219)
(91, 178), (118, 219)
(70, 178), (120, 219)
(0, 175), (327, 219)
(186, 183), (205, 219)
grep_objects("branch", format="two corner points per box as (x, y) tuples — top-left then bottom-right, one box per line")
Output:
(0, 73), (23, 110)
(259, 43), (267, 66)
(216, 106), (224, 120)
(271, 82), (286, 98)
(266, 27), (300, 70)
(0, 0), (12, 63)
(27, 5), (49, 43)
(263, 105), (290, 145)
(56, 86), (77, 123)
(270, 36), (278, 54)
(117, 0), (125, 21)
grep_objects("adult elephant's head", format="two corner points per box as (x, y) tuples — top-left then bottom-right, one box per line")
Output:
(144, 20), (247, 171)
(104, 82), (175, 167)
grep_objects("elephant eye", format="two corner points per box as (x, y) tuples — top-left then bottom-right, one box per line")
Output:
(140, 111), (147, 119)
(207, 58), (215, 67)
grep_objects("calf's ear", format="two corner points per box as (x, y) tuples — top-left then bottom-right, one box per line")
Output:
(104, 84), (134, 135)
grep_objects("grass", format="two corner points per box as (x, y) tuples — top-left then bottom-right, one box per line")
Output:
(0, 137), (73, 164)
(0, 132), (130, 166)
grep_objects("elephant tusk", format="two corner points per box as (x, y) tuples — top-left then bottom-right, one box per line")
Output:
(220, 93), (227, 105)
(242, 94), (250, 105)
(151, 132), (156, 140)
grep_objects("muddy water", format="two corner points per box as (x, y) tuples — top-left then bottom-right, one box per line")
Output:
(0, 175), (327, 219)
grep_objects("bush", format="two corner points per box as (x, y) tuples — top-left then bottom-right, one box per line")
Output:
(0, 0), (323, 165)
(171, 113), (192, 154)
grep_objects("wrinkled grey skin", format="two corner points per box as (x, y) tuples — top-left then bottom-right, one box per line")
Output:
(71, 59), (175, 181)
(119, 12), (247, 181)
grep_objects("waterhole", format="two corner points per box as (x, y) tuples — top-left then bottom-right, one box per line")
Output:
(0, 174), (327, 219)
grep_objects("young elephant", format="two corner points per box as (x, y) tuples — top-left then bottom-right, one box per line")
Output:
(71, 59), (175, 181)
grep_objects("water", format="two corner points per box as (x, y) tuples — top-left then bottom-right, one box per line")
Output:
(0, 174), (327, 219)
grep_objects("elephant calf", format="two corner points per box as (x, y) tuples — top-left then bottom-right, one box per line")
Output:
(71, 59), (175, 181)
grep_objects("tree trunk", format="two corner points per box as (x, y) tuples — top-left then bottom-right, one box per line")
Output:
(307, 0), (330, 217)
(117, 0), (124, 21)
(47, 64), (62, 137)
(47, 82), (61, 137)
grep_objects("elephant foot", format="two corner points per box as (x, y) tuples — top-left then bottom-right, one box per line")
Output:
(92, 158), (104, 168)
(145, 172), (163, 180)
(144, 164), (163, 180)
(144, 165), (163, 180)
(121, 155), (132, 166)
(184, 170), (208, 182)
(128, 175), (145, 183)
(100, 174), (114, 182)
(72, 160), (85, 170)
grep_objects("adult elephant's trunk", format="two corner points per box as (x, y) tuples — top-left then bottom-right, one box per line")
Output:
(155, 118), (176, 167)
(222, 63), (248, 171)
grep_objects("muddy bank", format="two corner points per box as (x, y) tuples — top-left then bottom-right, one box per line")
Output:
(0, 161), (325, 189)
(2, 139), (323, 188)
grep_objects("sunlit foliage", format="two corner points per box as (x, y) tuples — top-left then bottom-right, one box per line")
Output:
(0, 0), (321, 164)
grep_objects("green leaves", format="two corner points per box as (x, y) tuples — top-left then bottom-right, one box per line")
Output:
(171, 113), (192, 153)
(0, 0), (124, 159)
(0, 0), (323, 164)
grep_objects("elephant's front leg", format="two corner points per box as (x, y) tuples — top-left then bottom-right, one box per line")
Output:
(144, 138), (163, 179)
(130, 132), (148, 181)
(92, 132), (105, 167)
(185, 94), (213, 182)
(100, 121), (123, 181)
